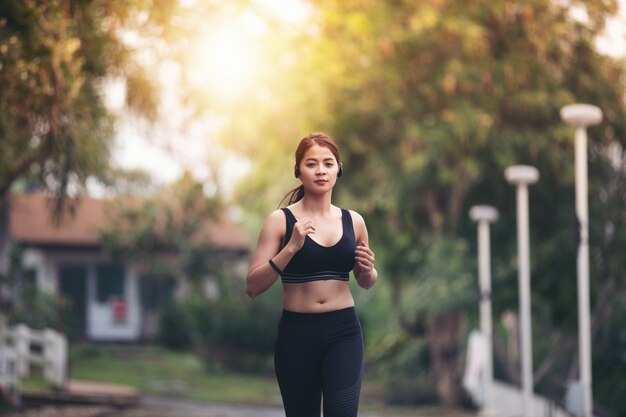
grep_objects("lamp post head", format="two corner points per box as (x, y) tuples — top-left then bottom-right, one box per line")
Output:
(504, 165), (540, 185)
(469, 205), (499, 223)
(560, 104), (603, 127)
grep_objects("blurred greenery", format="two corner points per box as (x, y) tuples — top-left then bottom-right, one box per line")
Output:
(100, 172), (220, 282)
(0, 0), (167, 337)
(66, 344), (282, 406)
(0, 0), (163, 211)
(7, 287), (57, 331)
(55, 343), (475, 416)
(2, 0), (626, 415)
(222, 0), (626, 413)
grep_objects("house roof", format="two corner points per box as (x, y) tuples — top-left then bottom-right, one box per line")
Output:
(10, 192), (249, 251)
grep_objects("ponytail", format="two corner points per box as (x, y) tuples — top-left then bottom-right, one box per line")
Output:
(279, 185), (304, 208)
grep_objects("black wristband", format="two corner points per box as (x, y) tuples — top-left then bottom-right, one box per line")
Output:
(269, 259), (282, 275)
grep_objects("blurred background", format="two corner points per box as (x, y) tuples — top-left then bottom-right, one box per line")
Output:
(1, 0), (625, 416)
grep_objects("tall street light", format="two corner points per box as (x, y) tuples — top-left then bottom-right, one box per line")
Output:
(505, 165), (540, 417)
(560, 103), (603, 417)
(469, 205), (499, 417)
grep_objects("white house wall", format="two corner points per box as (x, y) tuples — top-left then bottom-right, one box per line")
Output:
(87, 264), (141, 341)
(22, 248), (55, 294)
(22, 249), (142, 342)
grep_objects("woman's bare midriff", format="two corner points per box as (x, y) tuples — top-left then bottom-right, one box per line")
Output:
(282, 280), (355, 313)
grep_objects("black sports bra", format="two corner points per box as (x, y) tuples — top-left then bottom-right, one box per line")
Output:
(280, 207), (356, 284)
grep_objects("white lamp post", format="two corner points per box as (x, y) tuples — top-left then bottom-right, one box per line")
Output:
(505, 165), (540, 417)
(560, 103), (602, 417)
(469, 205), (499, 417)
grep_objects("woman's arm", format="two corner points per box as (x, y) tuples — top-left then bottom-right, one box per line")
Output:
(246, 210), (288, 298)
(351, 211), (378, 289)
(245, 209), (315, 298)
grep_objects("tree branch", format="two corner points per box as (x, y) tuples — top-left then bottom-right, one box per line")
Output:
(534, 333), (576, 384)
(424, 192), (443, 233)
(563, 278), (616, 381)
(446, 175), (466, 235)
(0, 145), (51, 197)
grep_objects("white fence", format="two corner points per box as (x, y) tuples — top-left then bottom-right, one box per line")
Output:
(0, 324), (67, 393)
(463, 330), (582, 417)
(0, 343), (19, 392)
(491, 380), (574, 417)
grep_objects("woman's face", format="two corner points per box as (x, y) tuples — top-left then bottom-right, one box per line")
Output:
(297, 144), (340, 193)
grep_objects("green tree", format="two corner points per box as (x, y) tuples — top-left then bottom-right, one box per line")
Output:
(0, 0), (162, 206)
(232, 0), (626, 410)
(319, 0), (626, 409)
(100, 172), (220, 284)
(100, 173), (281, 366)
(0, 0), (166, 329)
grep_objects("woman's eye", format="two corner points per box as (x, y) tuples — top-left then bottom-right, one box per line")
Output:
(326, 163), (334, 168)
(307, 163), (316, 167)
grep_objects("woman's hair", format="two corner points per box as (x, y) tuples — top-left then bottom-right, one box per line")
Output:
(279, 132), (342, 207)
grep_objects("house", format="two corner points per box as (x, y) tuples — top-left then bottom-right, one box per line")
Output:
(9, 192), (249, 342)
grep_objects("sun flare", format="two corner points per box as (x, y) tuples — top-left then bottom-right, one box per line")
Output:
(186, 21), (263, 101)
(182, 1), (312, 102)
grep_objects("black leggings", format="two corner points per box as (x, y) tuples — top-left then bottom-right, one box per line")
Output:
(274, 307), (364, 417)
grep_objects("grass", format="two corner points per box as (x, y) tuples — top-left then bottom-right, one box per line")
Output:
(22, 344), (475, 417)
(65, 344), (282, 406)
(19, 368), (57, 394)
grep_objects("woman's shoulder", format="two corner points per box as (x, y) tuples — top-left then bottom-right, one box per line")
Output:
(345, 208), (366, 225)
(266, 208), (287, 222)
(258, 209), (287, 237)
(344, 209), (368, 242)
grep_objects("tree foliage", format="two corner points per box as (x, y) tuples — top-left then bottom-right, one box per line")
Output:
(0, 0), (169, 328)
(100, 172), (220, 283)
(231, 0), (626, 411)
(0, 0), (162, 206)
(3, 0), (625, 413)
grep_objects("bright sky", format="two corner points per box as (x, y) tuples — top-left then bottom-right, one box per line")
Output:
(99, 1), (626, 199)
(585, 0), (626, 57)
(95, 0), (312, 199)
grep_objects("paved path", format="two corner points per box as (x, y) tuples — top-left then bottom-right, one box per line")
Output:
(5, 396), (419, 417)
(3, 401), (277, 417)
(140, 396), (418, 417)
(140, 396), (286, 417)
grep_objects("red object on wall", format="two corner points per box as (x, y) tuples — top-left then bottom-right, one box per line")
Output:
(111, 297), (127, 322)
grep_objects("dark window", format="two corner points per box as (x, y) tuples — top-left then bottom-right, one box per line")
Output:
(59, 264), (88, 339)
(140, 275), (175, 310)
(20, 268), (37, 293)
(96, 263), (125, 303)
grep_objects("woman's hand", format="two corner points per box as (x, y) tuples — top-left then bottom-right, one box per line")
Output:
(287, 217), (316, 251)
(354, 240), (378, 289)
(355, 240), (375, 273)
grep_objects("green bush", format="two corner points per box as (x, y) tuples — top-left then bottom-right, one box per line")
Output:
(384, 377), (439, 406)
(9, 288), (57, 330)
(158, 301), (195, 350)
(367, 331), (442, 406)
(187, 280), (281, 356)
(368, 333), (430, 381)
(0, 385), (18, 411)
(214, 301), (280, 353)
(145, 274), (281, 370)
